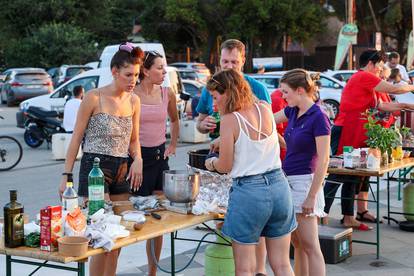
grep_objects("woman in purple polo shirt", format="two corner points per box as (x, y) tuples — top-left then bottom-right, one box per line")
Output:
(274, 69), (330, 276)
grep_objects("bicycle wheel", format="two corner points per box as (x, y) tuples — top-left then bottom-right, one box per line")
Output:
(0, 136), (23, 171)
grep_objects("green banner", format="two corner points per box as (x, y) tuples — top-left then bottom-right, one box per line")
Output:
(334, 24), (358, 70)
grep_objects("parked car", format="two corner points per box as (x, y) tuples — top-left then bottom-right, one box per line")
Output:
(16, 66), (183, 128)
(324, 70), (356, 82)
(49, 65), (93, 87)
(0, 68), (18, 96)
(1, 68), (53, 106)
(182, 79), (204, 97)
(250, 71), (345, 119)
(177, 69), (208, 83)
(170, 62), (210, 81)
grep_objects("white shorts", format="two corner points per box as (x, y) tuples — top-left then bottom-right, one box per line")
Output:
(287, 174), (326, 217)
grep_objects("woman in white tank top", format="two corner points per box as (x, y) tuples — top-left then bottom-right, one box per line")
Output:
(204, 69), (296, 276)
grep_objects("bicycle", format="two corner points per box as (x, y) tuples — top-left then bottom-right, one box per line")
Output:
(0, 115), (23, 171)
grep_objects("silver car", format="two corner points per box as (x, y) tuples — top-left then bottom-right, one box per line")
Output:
(1, 68), (53, 106)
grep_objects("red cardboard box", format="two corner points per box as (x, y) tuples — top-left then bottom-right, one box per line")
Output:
(40, 208), (51, 251)
(49, 206), (63, 250)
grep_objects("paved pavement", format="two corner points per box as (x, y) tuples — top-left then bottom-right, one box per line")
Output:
(1, 104), (414, 276)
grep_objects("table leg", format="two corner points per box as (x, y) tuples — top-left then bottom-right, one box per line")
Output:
(6, 255), (11, 276)
(78, 262), (85, 276)
(387, 172), (391, 224)
(171, 231), (175, 276)
(376, 176), (380, 259)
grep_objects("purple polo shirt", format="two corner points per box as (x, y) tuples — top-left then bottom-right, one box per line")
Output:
(282, 104), (331, 176)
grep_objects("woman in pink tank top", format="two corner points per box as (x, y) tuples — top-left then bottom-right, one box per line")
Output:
(133, 51), (179, 276)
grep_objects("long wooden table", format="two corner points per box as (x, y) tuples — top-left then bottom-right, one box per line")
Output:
(0, 211), (221, 276)
(327, 157), (414, 259)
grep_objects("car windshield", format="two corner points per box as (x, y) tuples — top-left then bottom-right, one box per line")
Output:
(66, 67), (89, 77)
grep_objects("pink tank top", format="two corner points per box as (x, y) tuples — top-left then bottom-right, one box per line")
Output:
(139, 87), (169, 147)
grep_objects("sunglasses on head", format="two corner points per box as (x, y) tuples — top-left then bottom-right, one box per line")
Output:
(119, 42), (135, 53)
(144, 50), (162, 64)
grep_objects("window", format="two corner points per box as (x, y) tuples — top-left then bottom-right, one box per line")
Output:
(15, 73), (49, 82)
(179, 71), (198, 80)
(66, 67), (91, 78)
(319, 77), (340, 89)
(183, 83), (200, 97)
(51, 76), (98, 98)
(254, 77), (280, 90)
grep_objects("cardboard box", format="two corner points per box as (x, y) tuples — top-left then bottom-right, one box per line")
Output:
(49, 206), (63, 250)
(40, 206), (63, 251)
(40, 208), (51, 251)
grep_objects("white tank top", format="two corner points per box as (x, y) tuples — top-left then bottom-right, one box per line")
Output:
(230, 103), (282, 178)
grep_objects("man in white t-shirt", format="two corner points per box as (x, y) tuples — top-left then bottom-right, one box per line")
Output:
(386, 51), (410, 83)
(63, 85), (84, 132)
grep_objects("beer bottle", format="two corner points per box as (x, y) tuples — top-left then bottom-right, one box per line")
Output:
(209, 105), (220, 139)
(88, 157), (105, 216)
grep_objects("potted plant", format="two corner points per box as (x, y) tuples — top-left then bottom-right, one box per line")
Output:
(364, 111), (382, 153)
(363, 110), (399, 165)
(401, 126), (413, 147)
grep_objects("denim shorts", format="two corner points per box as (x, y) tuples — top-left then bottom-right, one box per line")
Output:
(222, 169), (297, 244)
(78, 152), (130, 197)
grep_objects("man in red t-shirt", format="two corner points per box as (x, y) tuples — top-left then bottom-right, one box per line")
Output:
(324, 50), (414, 230)
(271, 89), (288, 160)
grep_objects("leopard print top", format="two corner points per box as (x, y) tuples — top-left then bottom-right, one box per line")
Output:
(83, 91), (133, 158)
(83, 113), (132, 158)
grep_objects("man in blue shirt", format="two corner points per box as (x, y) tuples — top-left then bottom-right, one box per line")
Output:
(196, 39), (270, 133)
(195, 39), (270, 276)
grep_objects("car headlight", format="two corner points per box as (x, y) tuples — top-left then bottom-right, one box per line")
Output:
(20, 102), (29, 111)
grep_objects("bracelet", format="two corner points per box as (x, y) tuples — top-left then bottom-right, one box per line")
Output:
(62, 172), (73, 176)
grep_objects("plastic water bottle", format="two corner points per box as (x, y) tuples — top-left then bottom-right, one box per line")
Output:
(62, 173), (78, 212)
(88, 157), (105, 216)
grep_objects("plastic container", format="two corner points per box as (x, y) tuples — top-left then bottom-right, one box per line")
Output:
(58, 236), (89, 257)
(318, 225), (352, 264)
(52, 133), (82, 160)
(290, 225), (352, 264)
(179, 119), (210, 143)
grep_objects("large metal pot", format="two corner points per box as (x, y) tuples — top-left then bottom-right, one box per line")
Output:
(163, 170), (200, 203)
(188, 149), (210, 170)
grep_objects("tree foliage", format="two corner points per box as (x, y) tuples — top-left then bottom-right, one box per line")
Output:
(0, 0), (326, 70)
(4, 23), (96, 68)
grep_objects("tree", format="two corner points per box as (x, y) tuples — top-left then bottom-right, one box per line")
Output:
(223, 0), (325, 70)
(329, 0), (412, 59)
(4, 23), (97, 68)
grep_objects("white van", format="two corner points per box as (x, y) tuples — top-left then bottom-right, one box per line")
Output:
(99, 43), (166, 68)
(16, 66), (183, 128)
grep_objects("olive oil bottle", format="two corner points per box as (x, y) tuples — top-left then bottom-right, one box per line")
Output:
(4, 190), (24, 248)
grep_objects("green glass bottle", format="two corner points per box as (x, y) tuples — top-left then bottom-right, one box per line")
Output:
(88, 157), (105, 216)
(209, 105), (220, 139)
(4, 190), (24, 248)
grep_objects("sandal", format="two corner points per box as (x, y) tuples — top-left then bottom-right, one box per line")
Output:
(340, 218), (373, 231)
(356, 210), (383, 223)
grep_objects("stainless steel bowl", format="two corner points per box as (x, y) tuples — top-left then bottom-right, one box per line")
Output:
(163, 170), (200, 203)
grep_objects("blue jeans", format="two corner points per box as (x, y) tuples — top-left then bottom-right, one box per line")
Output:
(222, 169), (297, 244)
